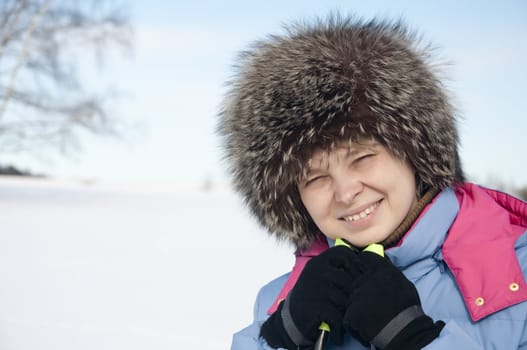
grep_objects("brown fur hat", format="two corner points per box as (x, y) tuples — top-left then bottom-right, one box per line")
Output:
(218, 14), (464, 249)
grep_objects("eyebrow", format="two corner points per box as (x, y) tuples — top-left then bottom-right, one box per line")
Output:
(306, 142), (378, 173)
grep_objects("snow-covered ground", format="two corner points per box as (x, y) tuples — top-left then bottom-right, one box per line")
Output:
(0, 176), (293, 349)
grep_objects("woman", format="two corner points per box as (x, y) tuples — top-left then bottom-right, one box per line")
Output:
(218, 14), (527, 349)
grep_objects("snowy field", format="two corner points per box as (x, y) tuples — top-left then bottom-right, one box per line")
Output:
(0, 176), (293, 349)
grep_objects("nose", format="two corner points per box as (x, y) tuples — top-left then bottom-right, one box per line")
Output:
(333, 175), (362, 204)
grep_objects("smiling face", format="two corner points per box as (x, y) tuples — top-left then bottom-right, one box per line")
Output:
(297, 139), (418, 248)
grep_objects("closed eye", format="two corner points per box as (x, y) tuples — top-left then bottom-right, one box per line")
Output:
(354, 153), (374, 163)
(304, 175), (327, 186)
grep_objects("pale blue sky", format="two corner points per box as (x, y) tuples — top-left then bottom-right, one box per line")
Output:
(5, 0), (527, 187)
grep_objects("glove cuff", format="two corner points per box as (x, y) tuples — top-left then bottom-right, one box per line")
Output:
(281, 295), (315, 347)
(371, 305), (424, 348)
(381, 311), (445, 350)
(260, 298), (314, 350)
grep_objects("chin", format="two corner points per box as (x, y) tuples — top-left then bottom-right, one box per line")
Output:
(341, 232), (390, 249)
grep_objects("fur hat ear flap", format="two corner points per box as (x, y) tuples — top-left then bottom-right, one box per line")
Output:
(218, 14), (464, 249)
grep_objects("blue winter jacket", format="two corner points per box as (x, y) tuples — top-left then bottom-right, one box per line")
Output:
(231, 184), (527, 349)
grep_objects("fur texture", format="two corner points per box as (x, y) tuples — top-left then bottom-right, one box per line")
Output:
(218, 15), (464, 249)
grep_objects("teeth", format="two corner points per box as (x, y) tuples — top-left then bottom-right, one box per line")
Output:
(344, 202), (379, 222)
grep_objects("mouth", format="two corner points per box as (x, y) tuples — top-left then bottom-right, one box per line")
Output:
(341, 200), (382, 222)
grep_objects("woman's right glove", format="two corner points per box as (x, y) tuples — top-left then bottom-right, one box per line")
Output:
(343, 251), (445, 350)
(260, 246), (359, 349)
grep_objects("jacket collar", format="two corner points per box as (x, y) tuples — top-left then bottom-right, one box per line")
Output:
(442, 183), (527, 321)
(386, 187), (458, 272)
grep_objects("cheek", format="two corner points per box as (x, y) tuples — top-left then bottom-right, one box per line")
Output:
(393, 166), (417, 212)
(299, 188), (328, 220)
(299, 190), (317, 217)
(373, 159), (416, 208)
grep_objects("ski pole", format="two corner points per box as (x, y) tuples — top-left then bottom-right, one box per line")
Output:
(314, 239), (385, 350)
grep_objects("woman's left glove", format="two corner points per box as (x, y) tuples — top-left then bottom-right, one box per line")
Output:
(343, 251), (445, 350)
(260, 246), (359, 349)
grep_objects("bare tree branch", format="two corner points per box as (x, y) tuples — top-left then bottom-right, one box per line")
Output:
(0, 0), (29, 55)
(0, 0), (132, 156)
(0, 0), (53, 119)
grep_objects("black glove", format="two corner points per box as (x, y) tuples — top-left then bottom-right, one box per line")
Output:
(260, 246), (359, 349)
(343, 251), (445, 350)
